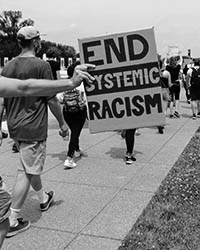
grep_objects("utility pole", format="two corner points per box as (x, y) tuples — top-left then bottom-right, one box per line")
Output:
(188, 49), (191, 58)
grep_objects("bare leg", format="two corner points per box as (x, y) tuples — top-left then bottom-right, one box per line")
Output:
(169, 101), (174, 115)
(191, 100), (196, 115)
(11, 171), (30, 210)
(175, 100), (179, 113)
(30, 175), (42, 192)
(197, 100), (200, 113)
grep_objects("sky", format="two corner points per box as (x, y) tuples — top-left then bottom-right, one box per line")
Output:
(1, 0), (200, 57)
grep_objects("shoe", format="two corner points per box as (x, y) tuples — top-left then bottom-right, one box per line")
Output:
(192, 114), (196, 120)
(125, 155), (136, 165)
(12, 143), (19, 153)
(120, 130), (126, 139)
(6, 218), (31, 238)
(158, 126), (164, 134)
(135, 129), (141, 136)
(196, 112), (200, 118)
(40, 191), (55, 212)
(64, 157), (77, 168)
(173, 111), (180, 118)
(169, 114), (173, 118)
(2, 131), (8, 139)
(74, 150), (88, 158)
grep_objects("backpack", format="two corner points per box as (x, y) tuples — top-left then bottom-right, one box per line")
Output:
(63, 89), (86, 112)
(191, 67), (200, 85)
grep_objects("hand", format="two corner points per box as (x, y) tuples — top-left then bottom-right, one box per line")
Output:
(60, 122), (68, 132)
(59, 129), (69, 138)
(71, 64), (95, 87)
(59, 125), (69, 140)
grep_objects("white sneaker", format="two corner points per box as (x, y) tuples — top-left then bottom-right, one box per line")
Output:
(64, 157), (77, 168)
(74, 150), (88, 158)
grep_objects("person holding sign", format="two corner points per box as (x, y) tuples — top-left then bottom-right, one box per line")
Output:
(186, 58), (200, 119)
(124, 129), (136, 164)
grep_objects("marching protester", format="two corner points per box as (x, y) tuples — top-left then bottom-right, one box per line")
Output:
(157, 68), (172, 133)
(0, 67), (95, 246)
(57, 63), (88, 168)
(182, 63), (191, 103)
(124, 129), (137, 164)
(157, 58), (172, 134)
(186, 58), (200, 119)
(0, 25), (94, 240)
(165, 55), (182, 118)
(46, 48), (61, 80)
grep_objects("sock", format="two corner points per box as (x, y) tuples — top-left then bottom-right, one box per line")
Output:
(36, 189), (48, 204)
(9, 208), (21, 227)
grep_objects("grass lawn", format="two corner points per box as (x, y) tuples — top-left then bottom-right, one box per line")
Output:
(118, 130), (200, 250)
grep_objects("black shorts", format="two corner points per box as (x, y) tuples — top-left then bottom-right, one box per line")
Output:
(169, 84), (180, 100)
(190, 85), (200, 101)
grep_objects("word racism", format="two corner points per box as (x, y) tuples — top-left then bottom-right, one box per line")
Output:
(87, 93), (162, 120)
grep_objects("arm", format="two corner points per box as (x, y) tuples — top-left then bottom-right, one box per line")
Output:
(162, 70), (172, 88)
(167, 71), (172, 88)
(0, 64), (95, 97)
(186, 69), (192, 88)
(178, 55), (183, 66)
(0, 98), (4, 145)
(47, 95), (68, 132)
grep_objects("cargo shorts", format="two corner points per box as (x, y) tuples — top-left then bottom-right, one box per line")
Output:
(15, 140), (46, 175)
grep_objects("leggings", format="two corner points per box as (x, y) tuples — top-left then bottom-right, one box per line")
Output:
(63, 107), (87, 157)
(125, 129), (136, 155)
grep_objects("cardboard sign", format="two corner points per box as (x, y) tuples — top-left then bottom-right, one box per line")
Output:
(78, 27), (165, 133)
(167, 45), (181, 58)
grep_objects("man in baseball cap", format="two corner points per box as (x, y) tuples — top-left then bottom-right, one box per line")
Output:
(0, 25), (68, 238)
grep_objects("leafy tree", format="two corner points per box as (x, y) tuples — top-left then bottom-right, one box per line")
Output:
(0, 10), (34, 61)
(0, 10), (77, 67)
(37, 41), (77, 67)
(19, 18), (34, 29)
(46, 47), (61, 58)
(0, 11), (22, 38)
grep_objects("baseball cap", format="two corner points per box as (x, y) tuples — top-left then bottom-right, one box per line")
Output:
(17, 26), (40, 40)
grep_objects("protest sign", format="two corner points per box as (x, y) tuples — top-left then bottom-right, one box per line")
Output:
(167, 45), (181, 58)
(78, 27), (165, 133)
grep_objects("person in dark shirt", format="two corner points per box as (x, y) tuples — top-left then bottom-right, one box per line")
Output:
(0, 66), (95, 247)
(166, 56), (182, 118)
(0, 26), (68, 238)
(182, 63), (191, 103)
(46, 49), (60, 80)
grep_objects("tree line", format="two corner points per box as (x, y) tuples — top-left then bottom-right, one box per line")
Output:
(0, 10), (77, 67)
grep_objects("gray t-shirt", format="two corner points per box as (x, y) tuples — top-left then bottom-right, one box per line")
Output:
(1, 56), (53, 141)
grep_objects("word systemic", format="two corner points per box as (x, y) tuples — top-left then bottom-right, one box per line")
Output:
(86, 63), (160, 94)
